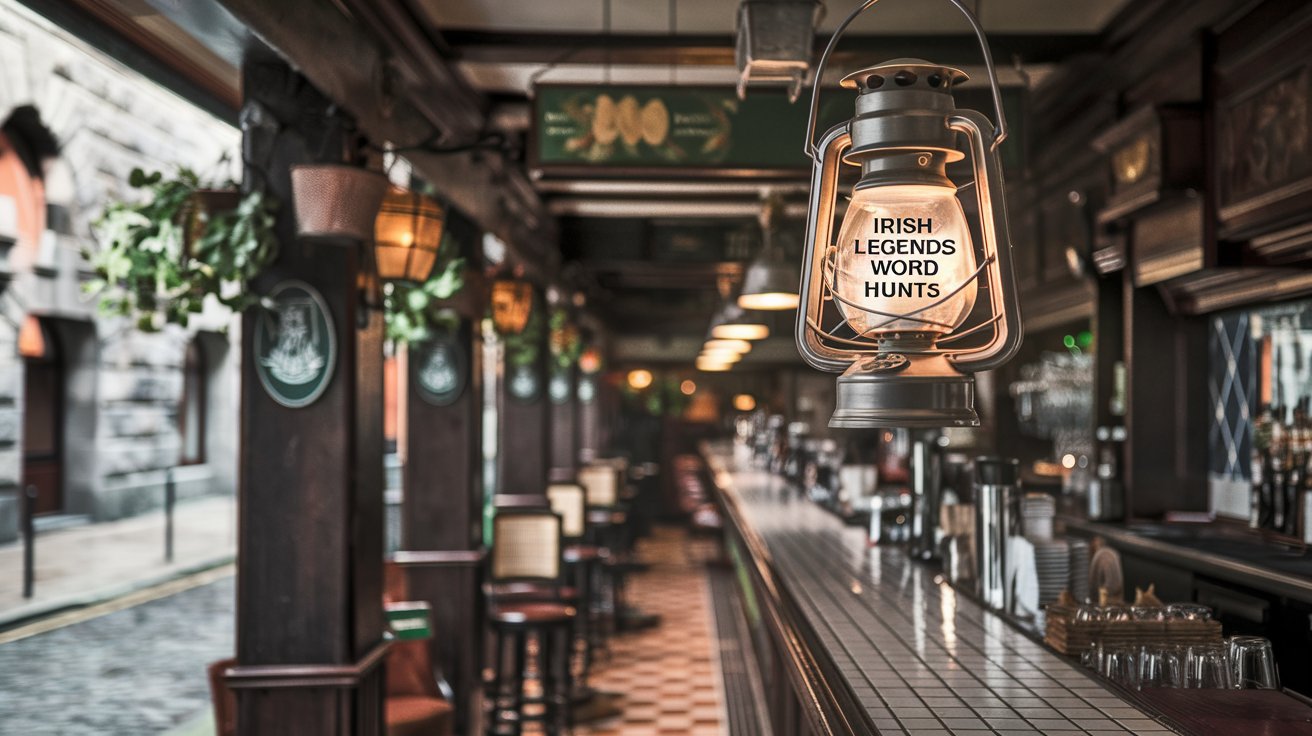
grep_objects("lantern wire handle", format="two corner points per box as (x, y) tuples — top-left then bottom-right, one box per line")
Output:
(804, 0), (1009, 159)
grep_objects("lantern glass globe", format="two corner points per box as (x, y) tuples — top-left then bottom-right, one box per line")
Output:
(833, 184), (977, 337)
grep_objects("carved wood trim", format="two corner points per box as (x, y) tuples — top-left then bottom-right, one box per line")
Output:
(1159, 268), (1312, 315)
(1216, 7), (1312, 239)
(1132, 198), (1206, 286)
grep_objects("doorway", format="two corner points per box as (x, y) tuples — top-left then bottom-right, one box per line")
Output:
(20, 316), (62, 515)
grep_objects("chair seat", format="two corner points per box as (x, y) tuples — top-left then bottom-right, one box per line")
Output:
(489, 582), (579, 604)
(564, 544), (604, 563)
(385, 695), (454, 736)
(490, 602), (576, 626)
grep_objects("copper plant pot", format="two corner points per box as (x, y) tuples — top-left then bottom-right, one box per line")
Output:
(290, 164), (388, 241)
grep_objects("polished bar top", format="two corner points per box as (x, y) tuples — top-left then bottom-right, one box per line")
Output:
(707, 446), (1178, 736)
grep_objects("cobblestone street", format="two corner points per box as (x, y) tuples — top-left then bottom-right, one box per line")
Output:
(0, 571), (234, 735)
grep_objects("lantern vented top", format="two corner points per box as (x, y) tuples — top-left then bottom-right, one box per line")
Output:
(840, 59), (969, 94)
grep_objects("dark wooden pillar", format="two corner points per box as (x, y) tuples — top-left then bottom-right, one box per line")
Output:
(403, 307), (484, 550)
(497, 297), (549, 495)
(399, 269), (486, 730)
(1122, 270), (1208, 518)
(229, 60), (387, 735)
(578, 368), (603, 464)
(548, 361), (579, 482)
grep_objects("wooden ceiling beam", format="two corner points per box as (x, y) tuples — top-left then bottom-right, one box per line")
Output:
(443, 30), (1102, 67)
(214, 0), (558, 279)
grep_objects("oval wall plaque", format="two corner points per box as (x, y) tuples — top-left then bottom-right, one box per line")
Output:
(578, 376), (597, 404)
(549, 370), (572, 405)
(508, 363), (540, 402)
(414, 335), (467, 406)
(254, 280), (336, 409)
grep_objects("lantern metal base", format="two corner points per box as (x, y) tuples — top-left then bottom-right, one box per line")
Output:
(830, 353), (978, 429)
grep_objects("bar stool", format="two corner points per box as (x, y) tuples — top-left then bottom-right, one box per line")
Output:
(546, 483), (602, 701)
(580, 462), (659, 634)
(485, 509), (575, 736)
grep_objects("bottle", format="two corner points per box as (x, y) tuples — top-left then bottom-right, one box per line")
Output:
(1272, 407), (1287, 532)
(1254, 405), (1274, 530)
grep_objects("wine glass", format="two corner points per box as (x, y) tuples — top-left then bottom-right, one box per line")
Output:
(1139, 646), (1168, 689)
(1101, 646), (1139, 689)
(1186, 643), (1233, 688)
(1229, 636), (1279, 690)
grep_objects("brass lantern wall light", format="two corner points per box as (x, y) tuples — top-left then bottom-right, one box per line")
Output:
(796, 0), (1023, 428)
(374, 186), (445, 282)
(491, 278), (534, 335)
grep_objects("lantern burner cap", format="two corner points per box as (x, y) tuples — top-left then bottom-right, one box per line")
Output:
(840, 59), (968, 93)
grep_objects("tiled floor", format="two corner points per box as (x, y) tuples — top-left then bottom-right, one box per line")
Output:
(576, 528), (728, 736)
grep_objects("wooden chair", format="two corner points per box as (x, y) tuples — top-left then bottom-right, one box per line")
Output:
(384, 561), (455, 736)
(206, 658), (237, 736)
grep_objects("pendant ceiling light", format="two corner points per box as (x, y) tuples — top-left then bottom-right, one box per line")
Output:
(737, 192), (800, 311)
(374, 186), (445, 282)
(710, 301), (770, 341)
(704, 338), (752, 354)
(795, 0), (1023, 428)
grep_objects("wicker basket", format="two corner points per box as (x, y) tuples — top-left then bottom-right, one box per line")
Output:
(1045, 604), (1223, 655)
(290, 164), (387, 241)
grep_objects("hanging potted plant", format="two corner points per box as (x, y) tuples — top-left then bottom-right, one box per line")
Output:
(382, 251), (467, 344)
(86, 168), (279, 330)
(290, 164), (388, 241)
(548, 307), (583, 371)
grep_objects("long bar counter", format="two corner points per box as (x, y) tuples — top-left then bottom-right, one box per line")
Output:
(704, 443), (1178, 735)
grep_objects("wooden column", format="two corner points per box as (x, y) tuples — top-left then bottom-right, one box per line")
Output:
(399, 266), (485, 731)
(578, 369), (603, 464)
(548, 361), (580, 482)
(497, 297), (549, 495)
(229, 59), (387, 735)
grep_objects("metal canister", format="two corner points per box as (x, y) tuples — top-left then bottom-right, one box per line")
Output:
(974, 456), (1020, 612)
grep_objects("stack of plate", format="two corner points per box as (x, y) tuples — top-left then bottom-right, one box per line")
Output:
(1068, 538), (1091, 603)
(1022, 492), (1056, 541)
(1034, 538), (1071, 605)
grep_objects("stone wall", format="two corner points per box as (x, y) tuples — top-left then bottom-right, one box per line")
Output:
(0, 1), (241, 541)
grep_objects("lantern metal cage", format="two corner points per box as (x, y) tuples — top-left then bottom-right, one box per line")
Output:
(794, 0), (1024, 428)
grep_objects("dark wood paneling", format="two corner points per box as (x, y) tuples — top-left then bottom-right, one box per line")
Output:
(1214, 1), (1312, 240)
(234, 59), (385, 734)
(498, 336), (549, 495)
(549, 365), (579, 480)
(403, 318), (484, 550)
(1122, 272), (1208, 518)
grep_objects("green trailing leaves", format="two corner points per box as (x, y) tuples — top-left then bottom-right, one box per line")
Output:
(382, 253), (466, 345)
(502, 306), (544, 368)
(86, 167), (279, 331)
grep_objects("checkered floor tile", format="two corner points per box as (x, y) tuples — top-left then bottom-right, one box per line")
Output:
(576, 528), (727, 736)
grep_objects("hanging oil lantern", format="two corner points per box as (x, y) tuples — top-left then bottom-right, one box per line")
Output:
(795, 0), (1023, 428)
(490, 279), (534, 335)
